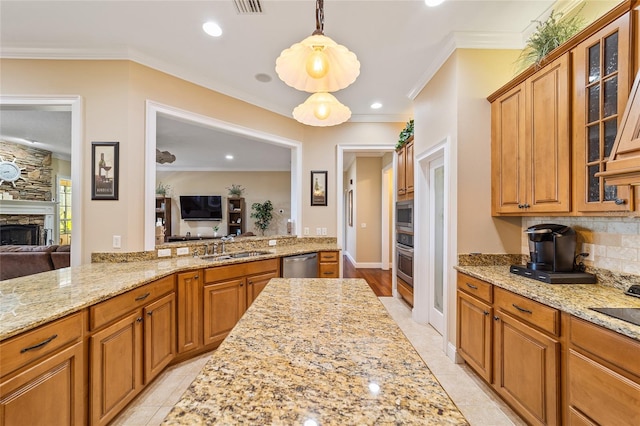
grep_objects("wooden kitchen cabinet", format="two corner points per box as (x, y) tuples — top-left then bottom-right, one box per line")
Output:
(567, 315), (640, 426)
(203, 259), (279, 347)
(203, 277), (246, 347)
(89, 276), (176, 426)
(493, 287), (560, 426)
(0, 312), (85, 426)
(396, 136), (414, 200)
(572, 13), (635, 212)
(143, 293), (176, 384)
(456, 273), (493, 383)
(491, 54), (571, 215)
(318, 250), (339, 278)
(247, 270), (278, 306)
(176, 270), (202, 354)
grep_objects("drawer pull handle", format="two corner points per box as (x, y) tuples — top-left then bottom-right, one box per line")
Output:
(135, 292), (151, 301)
(21, 334), (58, 353)
(194, 275), (199, 279)
(483, 311), (489, 316)
(512, 304), (532, 314)
(323, 272), (333, 275)
(466, 283), (478, 290)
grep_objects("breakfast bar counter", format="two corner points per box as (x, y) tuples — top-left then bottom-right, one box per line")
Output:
(162, 278), (468, 425)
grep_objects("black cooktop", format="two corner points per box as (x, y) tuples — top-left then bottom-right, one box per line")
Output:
(510, 265), (597, 284)
(590, 307), (640, 327)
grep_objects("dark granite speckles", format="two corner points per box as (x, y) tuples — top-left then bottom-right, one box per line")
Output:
(455, 265), (640, 341)
(163, 279), (468, 425)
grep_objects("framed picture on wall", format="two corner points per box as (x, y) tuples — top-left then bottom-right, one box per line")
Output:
(91, 141), (119, 200)
(311, 170), (327, 206)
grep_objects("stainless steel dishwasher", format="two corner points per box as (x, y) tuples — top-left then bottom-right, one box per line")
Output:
(282, 253), (318, 278)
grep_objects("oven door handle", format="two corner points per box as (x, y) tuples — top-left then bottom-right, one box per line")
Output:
(396, 244), (414, 255)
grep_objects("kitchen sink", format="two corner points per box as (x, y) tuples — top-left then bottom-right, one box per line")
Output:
(200, 250), (272, 261)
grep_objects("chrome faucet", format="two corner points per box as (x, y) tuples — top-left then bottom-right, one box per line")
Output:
(213, 242), (219, 255)
(220, 235), (234, 253)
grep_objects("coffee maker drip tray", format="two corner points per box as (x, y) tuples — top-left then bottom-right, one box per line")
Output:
(510, 265), (597, 284)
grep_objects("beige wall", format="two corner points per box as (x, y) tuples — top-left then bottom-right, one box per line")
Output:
(355, 157), (383, 264)
(157, 171), (290, 237)
(2, 58), (400, 262)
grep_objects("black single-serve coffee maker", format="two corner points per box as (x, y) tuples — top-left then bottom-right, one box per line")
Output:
(525, 223), (576, 272)
(510, 224), (597, 284)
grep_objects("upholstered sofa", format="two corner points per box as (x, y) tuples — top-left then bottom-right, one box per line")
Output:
(0, 245), (71, 281)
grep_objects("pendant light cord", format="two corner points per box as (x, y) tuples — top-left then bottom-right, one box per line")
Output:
(312, 0), (324, 35)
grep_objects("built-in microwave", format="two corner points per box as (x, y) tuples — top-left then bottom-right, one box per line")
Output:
(396, 200), (413, 232)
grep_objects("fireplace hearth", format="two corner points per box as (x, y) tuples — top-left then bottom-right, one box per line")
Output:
(0, 224), (41, 245)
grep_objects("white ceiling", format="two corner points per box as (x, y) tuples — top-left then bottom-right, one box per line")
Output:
(0, 0), (570, 170)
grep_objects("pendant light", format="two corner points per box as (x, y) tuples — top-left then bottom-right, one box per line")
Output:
(292, 92), (351, 127)
(275, 0), (360, 93)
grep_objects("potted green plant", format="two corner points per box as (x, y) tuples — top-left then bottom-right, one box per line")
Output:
(156, 182), (170, 197)
(226, 184), (245, 198)
(517, 10), (584, 70)
(396, 119), (414, 149)
(250, 200), (273, 236)
(213, 225), (219, 238)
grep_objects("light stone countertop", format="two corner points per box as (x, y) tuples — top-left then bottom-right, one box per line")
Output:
(0, 242), (339, 341)
(455, 265), (640, 341)
(162, 278), (469, 425)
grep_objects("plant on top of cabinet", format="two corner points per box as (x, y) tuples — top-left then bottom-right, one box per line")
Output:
(251, 200), (273, 235)
(518, 9), (585, 70)
(226, 183), (245, 198)
(396, 119), (414, 149)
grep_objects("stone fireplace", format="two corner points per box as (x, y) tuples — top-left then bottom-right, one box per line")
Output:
(0, 200), (56, 245)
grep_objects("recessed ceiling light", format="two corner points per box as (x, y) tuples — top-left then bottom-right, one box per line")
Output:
(225, 154), (234, 160)
(255, 73), (272, 83)
(425, 0), (445, 6)
(202, 21), (222, 37)
(370, 102), (382, 109)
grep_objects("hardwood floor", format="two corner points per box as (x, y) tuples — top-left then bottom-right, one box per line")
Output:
(342, 255), (392, 296)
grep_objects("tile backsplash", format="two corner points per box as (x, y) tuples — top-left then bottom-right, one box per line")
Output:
(522, 217), (640, 277)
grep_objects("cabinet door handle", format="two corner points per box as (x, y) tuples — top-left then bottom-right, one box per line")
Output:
(483, 311), (489, 316)
(466, 283), (478, 290)
(136, 317), (143, 322)
(135, 292), (151, 301)
(20, 334), (58, 353)
(494, 316), (500, 321)
(524, 203), (530, 208)
(147, 311), (153, 316)
(248, 280), (253, 285)
(194, 275), (199, 279)
(518, 204), (523, 209)
(512, 304), (532, 314)
(323, 272), (333, 275)
(615, 198), (626, 205)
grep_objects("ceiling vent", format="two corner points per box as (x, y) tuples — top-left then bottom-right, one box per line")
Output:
(234, 0), (263, 14)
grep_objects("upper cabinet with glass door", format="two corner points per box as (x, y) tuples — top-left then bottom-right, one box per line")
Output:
(572, 13), (635, 212)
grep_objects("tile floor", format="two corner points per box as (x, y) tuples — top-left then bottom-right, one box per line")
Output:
(112, 296), (526, 426)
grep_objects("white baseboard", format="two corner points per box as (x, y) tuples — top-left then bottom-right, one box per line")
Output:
(344, 252), (382, 269)
(447, 342), (464, 364)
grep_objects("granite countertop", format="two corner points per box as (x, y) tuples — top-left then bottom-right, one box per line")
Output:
(0, 242), (339, 341)
(163, 278), (469, 425)
(455, 265), (640, 341)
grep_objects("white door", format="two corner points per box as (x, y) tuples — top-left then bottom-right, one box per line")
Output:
(428, 156), (445, 334)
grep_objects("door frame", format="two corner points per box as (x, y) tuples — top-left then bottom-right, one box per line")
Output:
(0, 95), (83, 266)
(144, 100), (303, 251)
(336, 144), (395, 278)
(414, 137), (457, 357)
(381, 163), (393, 271)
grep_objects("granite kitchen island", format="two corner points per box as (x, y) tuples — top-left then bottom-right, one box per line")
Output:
(163, 278), (468, 425)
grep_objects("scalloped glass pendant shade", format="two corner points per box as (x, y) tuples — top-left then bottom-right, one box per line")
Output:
(276, 34), (360, 93)
(293, 92), (351, 127)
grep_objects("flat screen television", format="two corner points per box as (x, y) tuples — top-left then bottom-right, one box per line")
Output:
(179, 195), (223, 221)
